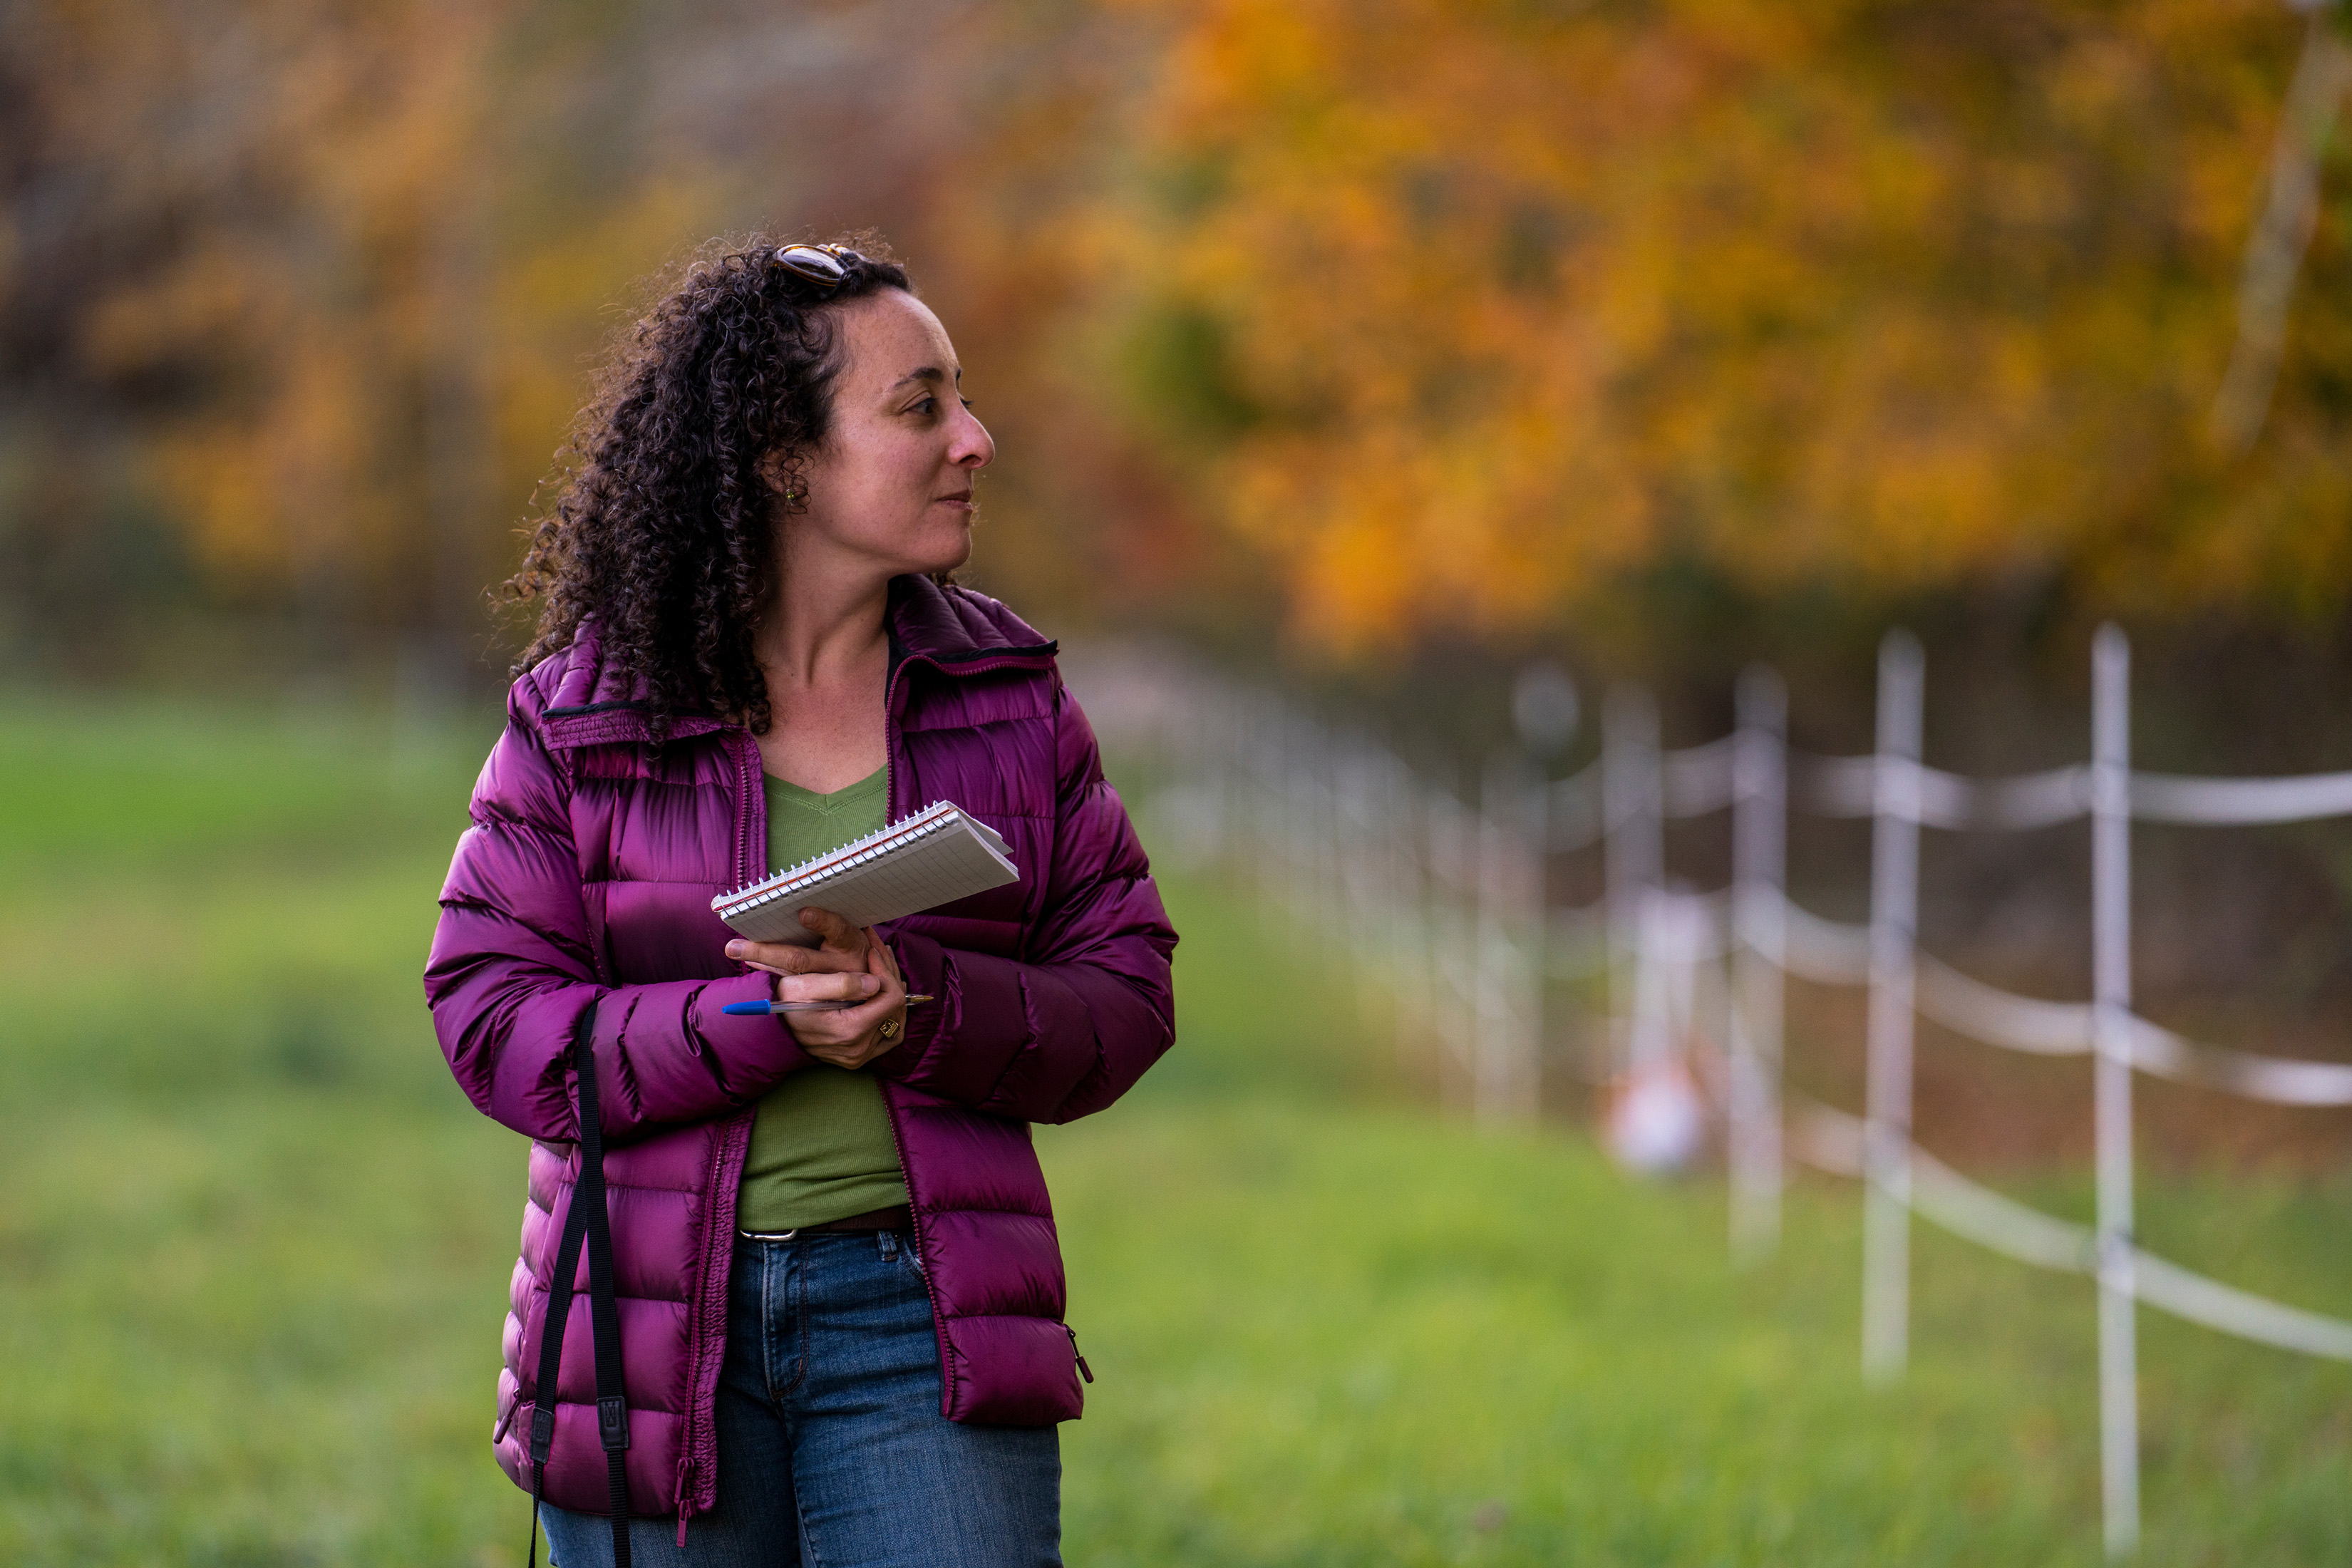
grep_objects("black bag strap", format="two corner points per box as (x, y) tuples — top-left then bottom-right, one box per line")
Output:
(523, 1003), (634, 1568)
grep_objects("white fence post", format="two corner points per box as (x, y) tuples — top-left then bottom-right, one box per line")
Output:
(1525, 756), (1551, 1107)
(1863, 631), (1924, 1382)
(1477, 752), (1544, 1121)
(1090, 640), (2352, 1564)
(1604, 689), (1665, 1083)
(2093, 624), (2141, 1558)
(1306, 719), (1336, 944)
(1430, 780), (1481, 1108)
(1376, 748), (1420, 1068)
(1334, 742), (1383, 1036)
(1731, 664), (1790, 1264)
(1285, 703), (1315, 944)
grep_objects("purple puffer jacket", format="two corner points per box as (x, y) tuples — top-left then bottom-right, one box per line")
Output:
(423, 577), (1177, 1528)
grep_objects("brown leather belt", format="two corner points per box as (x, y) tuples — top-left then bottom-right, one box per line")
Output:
(738, 1202), (912, 1240)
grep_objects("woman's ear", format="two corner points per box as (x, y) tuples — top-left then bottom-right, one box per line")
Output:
(756, 448), (801, 502)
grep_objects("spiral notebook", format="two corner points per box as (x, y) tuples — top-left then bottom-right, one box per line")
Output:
(711, 799), (1018, 947)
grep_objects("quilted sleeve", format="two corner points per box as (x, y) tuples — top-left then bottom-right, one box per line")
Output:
(423, 679), (812, 1143)
(875, 674), (1177, 1123)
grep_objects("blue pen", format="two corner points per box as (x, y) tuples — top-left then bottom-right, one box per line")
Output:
(723, 994), (934, 1016)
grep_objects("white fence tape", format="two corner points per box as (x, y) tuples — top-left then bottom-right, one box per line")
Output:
(1909, 1140), (2100, 1276)
(1765, 892), (2352, 1103)
(1548, 737), (1739, 850)
(1794, 753), (1875, 818)
(1553, 738), (2352, 843)
(1968, 765), (2098, 830)
(2124, 1015), (2352, 1105)
(1775, 894), (1873, 986)
(1916, 954), (2092, 1057)
(2130, 769), (2352, 825)
(1788, 1096), (1866, 1175)
(1664, 736), (1739, 818)
(1795, 754), (2352, 831)
(1791, 1098), (2352, 1361)
(1076, 636), (2352, 1554)
(1795, 755), (2090, 830)
(2131, 1252), (2352, 1361)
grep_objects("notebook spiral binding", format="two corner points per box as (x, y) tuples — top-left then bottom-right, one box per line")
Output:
(713, 800), (964, 912)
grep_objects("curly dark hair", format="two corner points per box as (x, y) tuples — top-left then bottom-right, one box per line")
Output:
(502, 231), (917, 735)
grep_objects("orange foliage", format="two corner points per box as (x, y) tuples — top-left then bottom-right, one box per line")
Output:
(11, 0), (2352, 666)
(4, 0), (1004, 641)
(1063, 0), (2343, 654)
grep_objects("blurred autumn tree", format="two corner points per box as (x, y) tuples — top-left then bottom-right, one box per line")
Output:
(1053, 0), (2352, 673)
(5, 0), (2350, 695)
(0, 0), (1135, 686)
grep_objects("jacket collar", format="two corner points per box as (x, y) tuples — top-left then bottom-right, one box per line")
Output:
(882, 572), (1057, 674)
(538, 575), (1056, 751)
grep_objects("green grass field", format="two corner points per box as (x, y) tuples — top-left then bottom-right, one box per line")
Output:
(4, 696), (2350, 1565)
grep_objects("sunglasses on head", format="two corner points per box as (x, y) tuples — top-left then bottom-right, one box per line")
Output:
(772, 243), (867, 291)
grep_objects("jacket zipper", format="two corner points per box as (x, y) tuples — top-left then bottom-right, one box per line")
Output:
(876, 651), (964, 1410)
(677, 1114), (743, 1541)
(607, 637), (1061, 1521)
(872, 644), (1074, 1415)
(677, 732), (765, 1536)
(878, 1083), (957, 1413)
(881, 652), (897, 851)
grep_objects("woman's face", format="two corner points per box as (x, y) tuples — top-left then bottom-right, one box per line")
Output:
(783, 288), (994, 580)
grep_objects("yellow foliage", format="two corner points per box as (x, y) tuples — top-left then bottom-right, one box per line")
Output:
(1064, 0), (2338, 653)
(15, 0), (2351, 663)
(10, 0), (740, 624)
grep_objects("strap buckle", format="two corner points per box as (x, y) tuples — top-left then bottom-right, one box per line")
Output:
(597, 1394), (631, 1452)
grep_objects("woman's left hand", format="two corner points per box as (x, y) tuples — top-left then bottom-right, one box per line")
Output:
(731, 908), (909, 1070)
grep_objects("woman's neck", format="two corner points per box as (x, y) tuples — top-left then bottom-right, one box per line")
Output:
(755, 546), (892, 691)
(750, 542), (895, 793)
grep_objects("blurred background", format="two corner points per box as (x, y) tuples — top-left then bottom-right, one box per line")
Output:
(8, 0), (2352, 1562)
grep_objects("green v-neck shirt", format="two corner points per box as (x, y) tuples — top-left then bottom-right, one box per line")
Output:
(734, 765), (911, 1232)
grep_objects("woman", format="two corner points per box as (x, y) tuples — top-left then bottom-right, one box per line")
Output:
(424, 234), (1177, 1567)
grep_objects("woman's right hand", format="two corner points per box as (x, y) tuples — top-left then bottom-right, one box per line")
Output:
(725, 907), (882, 1006)
(726, 909), (907, 1066)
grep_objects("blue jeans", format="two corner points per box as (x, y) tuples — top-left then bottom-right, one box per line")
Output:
(542, 1231), (1061, 1567)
